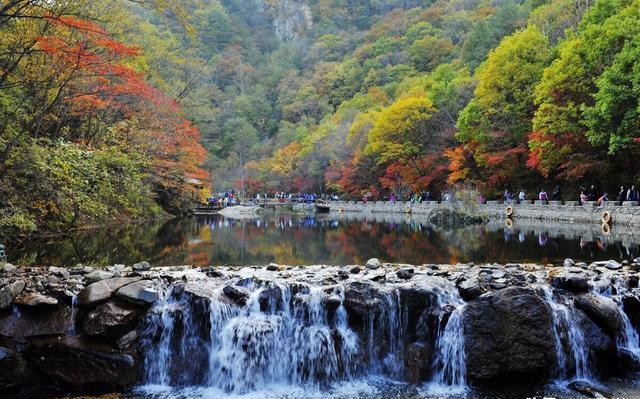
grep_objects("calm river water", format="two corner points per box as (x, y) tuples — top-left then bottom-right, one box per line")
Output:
(8, 213), (640, 267)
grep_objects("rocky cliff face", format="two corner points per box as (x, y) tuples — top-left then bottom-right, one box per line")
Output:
(255, 0), (313, 41)
(0, 260), (639, 397)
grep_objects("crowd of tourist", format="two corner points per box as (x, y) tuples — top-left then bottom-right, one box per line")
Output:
(206, 191), (342, 207)
(205, 184), (640, 209)
(500, 184), (640, 206)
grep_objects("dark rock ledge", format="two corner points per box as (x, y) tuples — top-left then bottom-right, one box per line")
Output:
(0, 258), (638, 397)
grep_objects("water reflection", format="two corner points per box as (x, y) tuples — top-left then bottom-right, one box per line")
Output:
(8, 214), (640, 267)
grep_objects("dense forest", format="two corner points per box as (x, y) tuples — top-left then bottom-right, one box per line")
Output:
(2, 0), (640, 235)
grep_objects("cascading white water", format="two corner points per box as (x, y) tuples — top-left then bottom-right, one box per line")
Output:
(142, 280), (361, 393)
(209, 284), (360, 392)
(68, 294), (78, 336)
(139, 275), (469, 395)
(598, 278), (640, 359)
(431, 308), (466, 388)
(428, 282), (467, 393)
(539, 285), (593, 382)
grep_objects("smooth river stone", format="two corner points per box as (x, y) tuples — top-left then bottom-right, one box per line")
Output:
(78, 277), (141, 307)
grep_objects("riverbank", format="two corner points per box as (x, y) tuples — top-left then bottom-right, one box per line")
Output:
(330, 200), (640, 226)
(1, 260), (640, 398)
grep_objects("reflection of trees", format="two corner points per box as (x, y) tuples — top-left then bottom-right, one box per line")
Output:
(13, 219), (172, 266)
(435, 226), (487, 263)
(14, 214), (640, 267)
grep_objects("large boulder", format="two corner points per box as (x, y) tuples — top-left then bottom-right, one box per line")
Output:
(404, 341), (432, 383)
(82, 300), (140, 339)
(343, 281), (382, 316)
(116, 280), (158, 305)
(85, 270), (115, 284)
(551, 273), (591, 293)
(428, 208), (485, 228)
(0, 280), (25, 309)
(223, 285), (251, 306)
(0, 348), (38, 391)
(457, 276), (486, 301)
(575, 293), (624, 337)
(463, 287), (556, 381)
(0, 263), (17, 274)
(14, 292), (58, 307)
(77, 277), (141, 307)
(0, 306), (72, 337)
(132, 261), (151, 272)
(24, 336), (138, 392)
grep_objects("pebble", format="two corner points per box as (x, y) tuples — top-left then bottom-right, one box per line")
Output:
(133, 261), (151, 272)
(396, 269), (414, 280)
(0, 263), (17, 274)
(48, 266), (69, 278)
(366, 258), (381, 270)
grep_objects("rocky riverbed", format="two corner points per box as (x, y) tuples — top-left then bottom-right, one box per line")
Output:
(2, 259), (640, 398)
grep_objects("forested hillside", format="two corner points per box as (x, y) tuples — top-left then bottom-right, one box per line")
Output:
(2, 0), (640, 235)
(132, 0), (638, 200)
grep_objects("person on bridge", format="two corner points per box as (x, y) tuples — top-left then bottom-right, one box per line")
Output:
(552, 185), (561, 201)
(618, 186), (626, 204)
(627, 185), (639, 202)
(587, 185), (597, 201)
(597, 192), (609, 206)
(580, 190), (588, 205)
(518, 189), (526, 203)
(504, 189), (514, 204)
(538, 189), (548, 201)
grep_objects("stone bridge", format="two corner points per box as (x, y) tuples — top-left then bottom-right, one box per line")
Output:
(328, 200), (640, 227)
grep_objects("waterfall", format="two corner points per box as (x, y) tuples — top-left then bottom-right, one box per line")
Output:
(68, 294), (78, 336)
(138, 275), (468, 395)
(427, 283), (467, 394)
(431, 308), (466, 388)
(209, 284), (359, 392)
(539, 285), (593, 383)
(617, 308), (640, 359)
(365, 289), (405, 377)
(610, 280), (640, 359)
(593, 278), (640, 360)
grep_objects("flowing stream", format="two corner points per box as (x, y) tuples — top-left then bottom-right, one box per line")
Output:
(539, 285), (593, 383)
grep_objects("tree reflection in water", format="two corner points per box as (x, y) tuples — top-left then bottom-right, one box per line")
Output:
(9, 215), (640, 267)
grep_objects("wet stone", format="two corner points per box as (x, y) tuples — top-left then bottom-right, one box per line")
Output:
(116, 280), (158, 305)
(366, 258), (381, 270)
(0, 280), (25, 309)
(0, 263), (17, 274)
(133, 261), (151, 272)
(491, 271), (506, 279)
(223, 285), (251, 306)
(85, 270), (115, 284)
(325, 295), (342, 312)
(396, 269), (414, 280)
(14, 292), (58, 307)
(48, 266), (70, 279)
(490, 282), (507, 290)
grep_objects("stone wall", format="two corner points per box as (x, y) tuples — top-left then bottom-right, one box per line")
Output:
(329, 200), (640, 227)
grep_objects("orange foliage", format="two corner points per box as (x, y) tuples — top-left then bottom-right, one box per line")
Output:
(36, 15), (209, 193)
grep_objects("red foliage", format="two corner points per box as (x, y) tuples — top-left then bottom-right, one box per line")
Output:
(36, 15), (209, 193)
